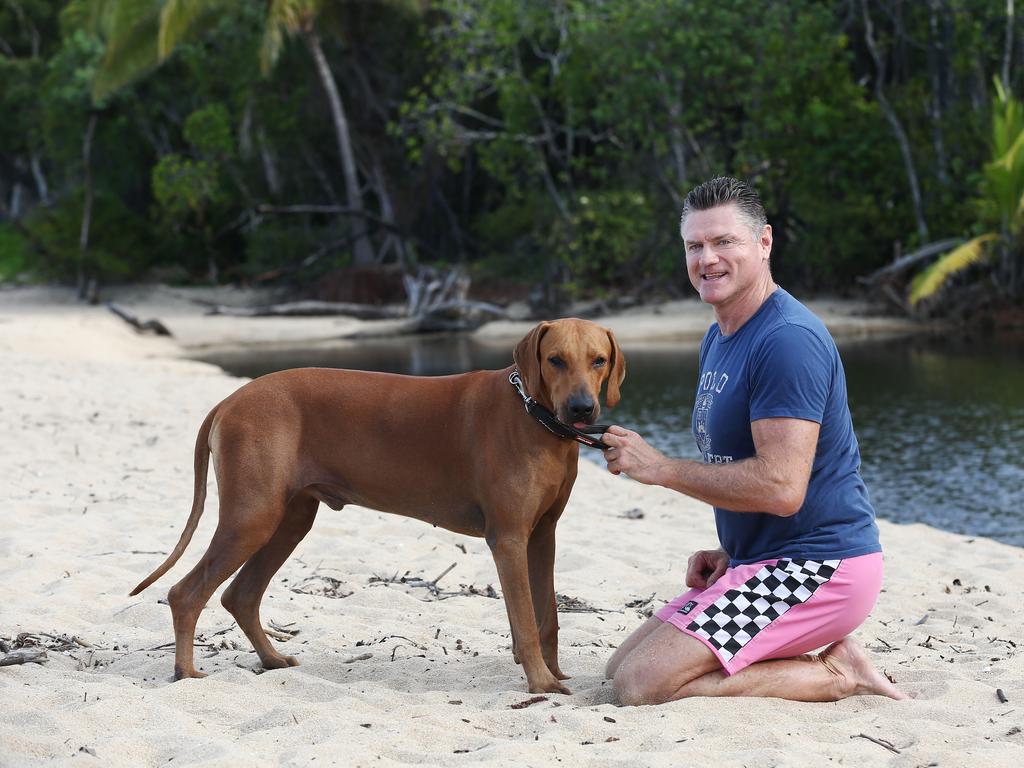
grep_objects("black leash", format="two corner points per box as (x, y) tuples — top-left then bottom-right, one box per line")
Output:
(508, 370), (611, 450)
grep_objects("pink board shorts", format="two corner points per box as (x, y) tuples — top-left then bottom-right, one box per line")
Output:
(655, 552), (883, 676)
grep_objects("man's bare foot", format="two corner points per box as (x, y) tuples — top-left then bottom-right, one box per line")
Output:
(820, 638), (909, 700)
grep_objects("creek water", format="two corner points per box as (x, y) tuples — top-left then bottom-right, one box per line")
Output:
(196, 331), (1024, 547)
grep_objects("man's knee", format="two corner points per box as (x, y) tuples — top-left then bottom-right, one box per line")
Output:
(612, 657), (690, 707)
(613, 662), (656, 706)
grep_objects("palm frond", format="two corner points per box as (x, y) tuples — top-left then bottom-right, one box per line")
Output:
(90, 1), (162, 103)
(158, 0), (228, 61)
(982, 81), (1024, 232)
(909, 234), (1000, 306)
(261, 0), (316, 73)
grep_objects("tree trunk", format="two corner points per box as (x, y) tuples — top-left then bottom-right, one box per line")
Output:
(927, 0), (950, 188)
(9, 183), (22, 219)
(257, 126), (281, 197)
(302, 27), (375, 267)
(30, 150), (50, 204)
(77, 113), (98, 299)
(1003, 0), (1015, 91)
(862, 0), (929, 242)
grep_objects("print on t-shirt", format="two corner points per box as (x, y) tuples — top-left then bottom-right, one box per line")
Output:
(696, 370), (732, 463)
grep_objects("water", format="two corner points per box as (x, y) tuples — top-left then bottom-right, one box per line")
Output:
(195, 332), (1024, 547)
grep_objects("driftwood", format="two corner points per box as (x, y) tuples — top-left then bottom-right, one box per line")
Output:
(204, 300), (406, 320)
(106, 303), (172, 336)
(197, 266), (508, 332)
(0, 647), (48, 666)
(858, 238), (963, 286)
(850, 733), (900, 754)
(202, 298), (506, 331)
(401, 300), (508, 333)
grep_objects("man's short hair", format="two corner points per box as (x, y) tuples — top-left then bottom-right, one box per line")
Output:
(679, 176), (768, 239)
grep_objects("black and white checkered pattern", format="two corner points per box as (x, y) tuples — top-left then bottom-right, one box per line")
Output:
(682, 558), (842, 663)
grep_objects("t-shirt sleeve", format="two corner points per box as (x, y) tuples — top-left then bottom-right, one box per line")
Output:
(748, 324), (833, 424)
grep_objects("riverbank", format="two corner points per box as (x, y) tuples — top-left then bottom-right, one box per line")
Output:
(1, 289), (1021, 766)
(0, 283), (933, 354)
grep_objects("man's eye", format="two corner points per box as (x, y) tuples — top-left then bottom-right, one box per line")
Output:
(548, 356), (565, 368)
(687, 244), (702, 253)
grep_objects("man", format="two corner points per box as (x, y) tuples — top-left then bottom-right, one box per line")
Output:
(601, 177), (907, 704)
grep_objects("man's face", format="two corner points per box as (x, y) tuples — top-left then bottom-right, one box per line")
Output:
(682, 204), (772, 309)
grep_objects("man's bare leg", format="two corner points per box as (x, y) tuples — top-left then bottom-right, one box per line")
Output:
(604, 617), (662, 679)
(613, 623), (908, 705)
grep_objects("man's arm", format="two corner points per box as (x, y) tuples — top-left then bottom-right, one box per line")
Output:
(602, 417), (819, 517)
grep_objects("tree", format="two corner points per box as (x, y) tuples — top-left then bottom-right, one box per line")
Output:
(909, 80), (1024, 310)
(89, 0), (377, 267)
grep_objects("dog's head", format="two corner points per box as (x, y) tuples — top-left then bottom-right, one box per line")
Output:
(513, 318), (625, 426)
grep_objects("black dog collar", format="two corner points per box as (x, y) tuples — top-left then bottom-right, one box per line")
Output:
(508, 369), (610, 450)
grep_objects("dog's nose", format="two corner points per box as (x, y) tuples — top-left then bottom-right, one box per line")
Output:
(568, 398), (595, 423)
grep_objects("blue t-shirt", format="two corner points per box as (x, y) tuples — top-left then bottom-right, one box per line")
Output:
(692, 288), (880, 565)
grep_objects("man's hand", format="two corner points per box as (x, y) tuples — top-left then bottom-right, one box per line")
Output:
(685, 549), (729, 589)
(601, 425), (673, 486)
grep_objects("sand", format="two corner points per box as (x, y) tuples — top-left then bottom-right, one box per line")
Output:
(1, 286), (1021, 767)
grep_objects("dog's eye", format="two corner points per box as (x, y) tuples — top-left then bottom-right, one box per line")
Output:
(548, 356), (565, 368)
(593, 357), (607, 368)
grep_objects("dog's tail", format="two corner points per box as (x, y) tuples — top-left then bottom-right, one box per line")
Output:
(129, 406), (218, 596)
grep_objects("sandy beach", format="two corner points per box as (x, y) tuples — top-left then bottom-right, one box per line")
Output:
(1, 286), (1021, 767)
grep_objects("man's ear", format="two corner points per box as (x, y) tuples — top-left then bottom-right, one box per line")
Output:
(604, 327), (626, 407)
(513, 321), (552, 397)
(760, 223), (773, 260)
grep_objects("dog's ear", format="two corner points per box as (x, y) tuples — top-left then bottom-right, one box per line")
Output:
(603, 327), (626, 407)
(514, 321), (551, 397)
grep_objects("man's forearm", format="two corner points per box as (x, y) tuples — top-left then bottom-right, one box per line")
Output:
(652, 455), (802, 516)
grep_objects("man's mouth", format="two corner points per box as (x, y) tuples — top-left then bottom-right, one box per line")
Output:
(702, 271), (727, 282)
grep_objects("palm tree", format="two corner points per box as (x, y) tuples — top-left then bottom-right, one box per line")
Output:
(88, 0), (377, 266)
(909, 79), (1024, 309)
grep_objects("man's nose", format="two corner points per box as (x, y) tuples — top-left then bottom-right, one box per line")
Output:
(700, 245), (720, 265)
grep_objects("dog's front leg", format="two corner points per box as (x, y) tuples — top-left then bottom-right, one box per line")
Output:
(527, 512), (568, 681)
(488, 532), (571, 695)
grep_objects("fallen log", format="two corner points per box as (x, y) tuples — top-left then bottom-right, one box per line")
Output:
(203, 298), (507, 332)
(106, 303), (172, 336)
(858, 238), (962, 286)
(204, 300), (407, 320)
(0, 647), (48, 666)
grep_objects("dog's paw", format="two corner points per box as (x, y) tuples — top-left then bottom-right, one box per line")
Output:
(261, 654), (300, 670)
(173, 665), (208, 681)
(528, 673), (571, 695)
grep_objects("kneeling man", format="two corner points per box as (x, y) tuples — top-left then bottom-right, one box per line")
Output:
(602, 177), (907, 704)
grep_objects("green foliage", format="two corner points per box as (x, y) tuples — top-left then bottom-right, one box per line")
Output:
(158, 0), (229, 60)
(2, 0), (1018, 307)
(0, 225), (33, 281)
(151, 103), (233, 255)
(242, 223), (326, 277)
(979, 79), (1024, 235)
(564, 189), (664, 288)
(80, 0), (161, 103)
(152, 154), (221, 221)
(183, 102), (234, 158)
(21, 190), (154, 280)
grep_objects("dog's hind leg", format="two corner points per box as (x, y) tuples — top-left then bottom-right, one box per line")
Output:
(221, 494), (318, 670)
(166, 517), (278, 680)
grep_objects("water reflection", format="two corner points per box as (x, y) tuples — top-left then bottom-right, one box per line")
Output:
(196, 333), (1024, 547)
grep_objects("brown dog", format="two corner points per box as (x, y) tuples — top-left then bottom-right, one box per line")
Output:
(130, 319), (625, 694)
